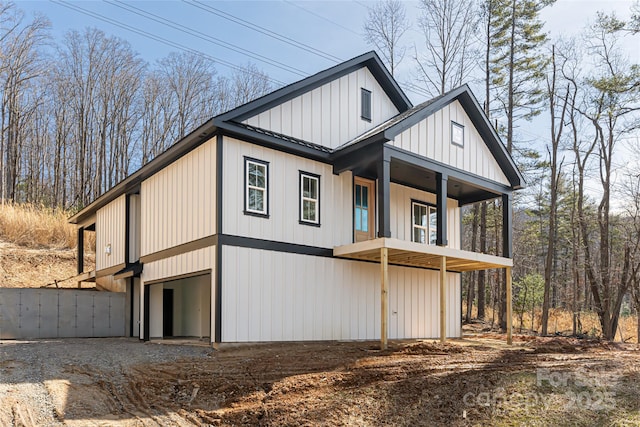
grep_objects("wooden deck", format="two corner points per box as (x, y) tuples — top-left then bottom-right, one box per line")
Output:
(334, 238), (513, 272)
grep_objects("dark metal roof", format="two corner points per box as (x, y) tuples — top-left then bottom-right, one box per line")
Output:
(232, 123), (332, 153)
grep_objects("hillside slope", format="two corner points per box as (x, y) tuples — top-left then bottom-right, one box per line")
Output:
(0, 241), (94, 288)
(0, 203), (95, 288)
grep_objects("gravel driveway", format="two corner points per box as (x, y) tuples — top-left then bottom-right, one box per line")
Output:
(0, 337), (212, 426)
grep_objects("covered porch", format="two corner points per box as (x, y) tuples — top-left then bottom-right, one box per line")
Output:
(334, 238), (513, 349)
(332, 140), (517, 349)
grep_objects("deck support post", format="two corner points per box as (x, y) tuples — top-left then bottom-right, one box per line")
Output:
(380, 247), (389, 350)
(506, 266), (513, 345)
(440, 256), (447, 342)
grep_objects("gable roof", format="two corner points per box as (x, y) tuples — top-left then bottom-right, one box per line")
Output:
(69, 54), (521, 226)
(215, 51), (412, 124)
(333, 84), (524, 189)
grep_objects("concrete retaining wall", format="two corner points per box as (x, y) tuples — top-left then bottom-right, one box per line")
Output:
(0, 288), (125, 339)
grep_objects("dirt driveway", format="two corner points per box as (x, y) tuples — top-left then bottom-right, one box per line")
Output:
(0, 336), (639, 426)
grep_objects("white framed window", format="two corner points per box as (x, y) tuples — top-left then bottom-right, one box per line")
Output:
(244, 157), (268, 216)
(451, 121), (464, 147)
(412, 201), (437, 245)
(300, 172), (320, 225)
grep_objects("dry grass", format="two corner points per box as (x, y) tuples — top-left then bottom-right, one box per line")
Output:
(467, 304), (639, 343)
(0, 203), (97, 287)
(0, 202), (83, 249)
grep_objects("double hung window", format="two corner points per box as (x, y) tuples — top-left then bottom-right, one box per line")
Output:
(245, 158), (268, 216)
(412, 201), (437, 245)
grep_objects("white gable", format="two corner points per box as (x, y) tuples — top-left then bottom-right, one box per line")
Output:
(389, 100), (510, 186)
(243, 67), (400, 149)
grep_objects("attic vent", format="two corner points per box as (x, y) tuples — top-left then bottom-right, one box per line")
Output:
(361, 88), (372, 122)
(451, 121), (464, 147)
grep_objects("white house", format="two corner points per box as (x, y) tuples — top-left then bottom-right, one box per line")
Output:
(70, 52), (523, 348)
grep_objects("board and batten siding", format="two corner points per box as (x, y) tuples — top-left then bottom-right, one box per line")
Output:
(140, 138), (216, 257)
(222, 246), (461, 342)
(389, 183), (461, 249)
(129, 194), (141, 263)
(142, 246), (214, 283)
(243, 67), (399, 149)
(389, 100), (510, 186)
(96, 194), (126, 271)
(223, 136), (353, 248)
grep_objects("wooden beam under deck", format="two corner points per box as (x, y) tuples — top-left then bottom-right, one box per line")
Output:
(73, 270), (96, 288)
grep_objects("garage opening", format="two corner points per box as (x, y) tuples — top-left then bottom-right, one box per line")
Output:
(147, 273), (211, 340)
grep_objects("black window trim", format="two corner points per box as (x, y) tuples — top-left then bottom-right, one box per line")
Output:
(243, 156), (270, 218)
(299, 170), (321, 227)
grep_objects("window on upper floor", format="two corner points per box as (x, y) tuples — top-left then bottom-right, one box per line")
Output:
(300, 172), (320, 226)
(412, 201), (437, 245)
(244, 157), (269, 216)
(451, 121), (464, 147)
(361, 88), (372, 122)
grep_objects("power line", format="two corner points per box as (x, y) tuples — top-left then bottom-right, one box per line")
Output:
(401, 81), (434, 99)
(54, 1), (431, 105)
(183, 0), (343, 63)
(283, 1), (362, 36)
(50, 0), (287, 87)
(107, 0), (309, 77)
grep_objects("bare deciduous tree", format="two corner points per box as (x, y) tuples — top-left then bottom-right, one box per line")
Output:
(363, 0), (410, 77)
(0, 3), (49, 203)
(415, 0), (478, 96)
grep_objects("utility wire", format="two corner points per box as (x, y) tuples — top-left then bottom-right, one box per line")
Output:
(55, 1), (430, 104)
(283, 0), (361, 36)
(107, 0), (309, 77)
(184, 0), (343, 63)
(50, 0), (287, 86)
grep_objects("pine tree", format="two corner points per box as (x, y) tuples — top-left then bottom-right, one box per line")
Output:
(490, 0), (554, 154)
(489, 0), (555, 331)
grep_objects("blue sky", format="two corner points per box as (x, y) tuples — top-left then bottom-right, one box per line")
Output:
(17, 0), (639, 105)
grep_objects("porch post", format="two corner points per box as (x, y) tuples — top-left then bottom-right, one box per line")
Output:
(377, 155), (391, 238)
(506, 266), (513, 345)
(436, 173), (448, 246)
(440, 256), (447, 342)
(380, 247), (389, 350)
